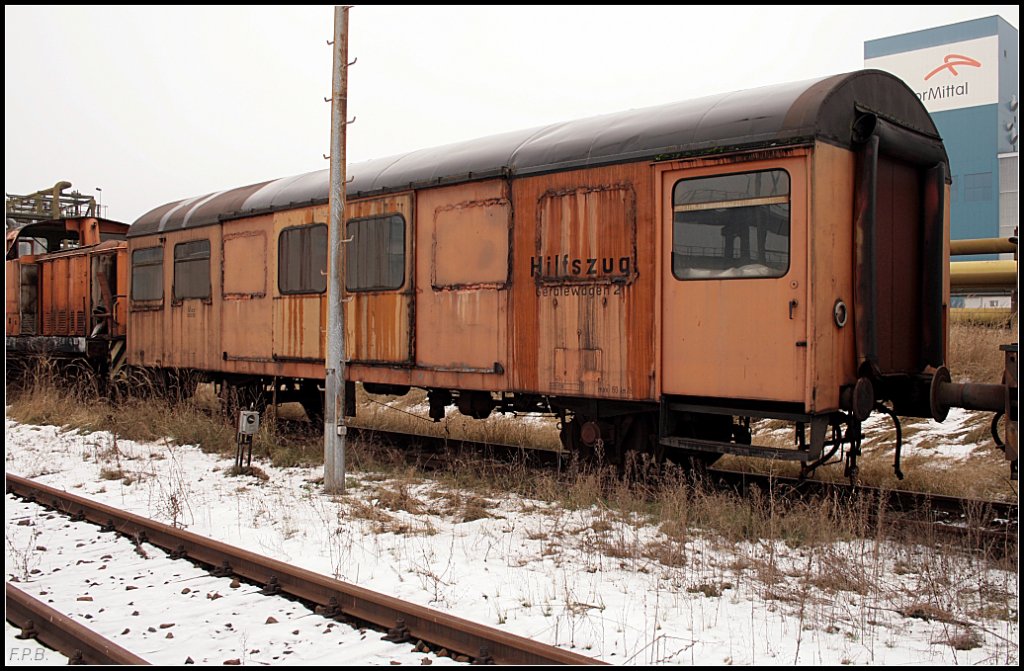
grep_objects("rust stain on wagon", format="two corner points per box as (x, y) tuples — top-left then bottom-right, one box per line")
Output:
(512, 164), (655, 400)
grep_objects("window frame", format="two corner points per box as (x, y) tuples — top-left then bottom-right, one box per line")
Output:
(130, 246), (164, 302)
(277, 223), (328, 295)
(345, 213), (406, 292)
(671, 168), (792, 281)
(172, 239), (211, 301)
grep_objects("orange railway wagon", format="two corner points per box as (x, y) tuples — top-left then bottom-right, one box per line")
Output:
(127, 69), (1017, 477)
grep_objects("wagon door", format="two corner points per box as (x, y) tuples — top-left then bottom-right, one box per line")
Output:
(660, 157), (808, 405)
(16, 262), (39, 336)
(344, 194), (415, 364)
(273, 223), (327, 363)
(170, 237), (216, 368)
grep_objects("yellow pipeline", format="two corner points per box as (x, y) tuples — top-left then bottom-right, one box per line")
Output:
(950, 237), (1017, 255)
(950, 260), (1018, 289)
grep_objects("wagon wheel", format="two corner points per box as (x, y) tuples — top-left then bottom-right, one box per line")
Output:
(559, 415), (599, 472)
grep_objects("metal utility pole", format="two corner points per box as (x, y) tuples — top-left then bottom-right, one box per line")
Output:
(324, 5), (350, 494)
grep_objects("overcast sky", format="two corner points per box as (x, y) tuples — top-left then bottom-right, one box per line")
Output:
(4, 5), (1019, 224)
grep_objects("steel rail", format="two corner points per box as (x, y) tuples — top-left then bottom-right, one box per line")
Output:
(5, 582), (150, 665)
(6, 473), (603, 666)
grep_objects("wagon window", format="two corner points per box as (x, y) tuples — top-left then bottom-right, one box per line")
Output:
(278, 224), (327, 294)
(173, 239), (211, 299)
(346, 214), (405, 291)
(131, 246), (163, 301)
(672, 170), (790, 280)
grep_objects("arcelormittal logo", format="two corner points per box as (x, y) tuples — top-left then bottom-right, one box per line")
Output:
(924, 54), (981, 80)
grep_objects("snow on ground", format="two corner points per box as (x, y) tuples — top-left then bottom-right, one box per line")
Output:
(5, 412), (1019, 665)
(5, 497), (463, 666)
(894, 408), (990, 460)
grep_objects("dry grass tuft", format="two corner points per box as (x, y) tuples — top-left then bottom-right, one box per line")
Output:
(686, 581), (731, 598)
(947, 319), (1017, 384)
(943, 628), (983, 651)
(98, 466), (126, 481)
(371, 483), (425, 515)
(640, 538), (688, 567)
(352, 387), (561, 450)
(346, 499), (395, 525)
(433, 491), (496, 523)
(899, 602), (957, 623)
(805, 565), (870, 595)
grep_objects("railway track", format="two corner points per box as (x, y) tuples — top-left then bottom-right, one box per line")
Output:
(6, 582), (148, 665)
(5, 473), (603, 666)
(346, 425), (1019, 554)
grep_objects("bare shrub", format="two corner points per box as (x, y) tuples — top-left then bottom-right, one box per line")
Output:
(5, 521), (42, 581)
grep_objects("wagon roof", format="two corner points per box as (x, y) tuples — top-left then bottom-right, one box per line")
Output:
(129, 69), (943, 237)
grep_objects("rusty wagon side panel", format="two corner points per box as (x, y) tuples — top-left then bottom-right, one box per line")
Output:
(6, 257), (30, 335)
(128, 211), (328, 382)
(411, 179), (512, 391)
(39, 254), (89, 337)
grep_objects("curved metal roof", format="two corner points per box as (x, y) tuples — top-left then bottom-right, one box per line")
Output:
(130, 69), (944, 237)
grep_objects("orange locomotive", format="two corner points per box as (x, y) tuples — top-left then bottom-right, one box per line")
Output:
(6, 183), (130, 379)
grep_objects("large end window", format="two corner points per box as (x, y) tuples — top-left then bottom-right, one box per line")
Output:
(672, 170), (790, 280)
(278, 224), (327, 294)
(346, 214), (405, 291)
(131, 247), (163, 301)
(173, 239), (211, 300)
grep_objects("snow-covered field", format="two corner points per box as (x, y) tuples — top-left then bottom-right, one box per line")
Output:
(5, 412), (1019, 665)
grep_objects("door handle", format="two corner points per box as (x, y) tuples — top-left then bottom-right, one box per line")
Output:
(789, 299), (798, 320)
